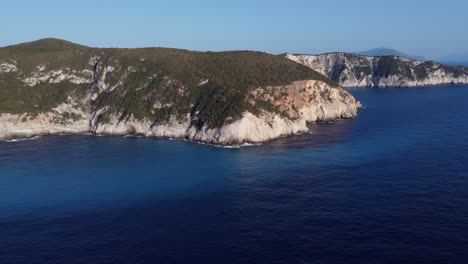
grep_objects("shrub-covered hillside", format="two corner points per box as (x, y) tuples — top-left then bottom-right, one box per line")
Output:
(0, 38), (335, 128)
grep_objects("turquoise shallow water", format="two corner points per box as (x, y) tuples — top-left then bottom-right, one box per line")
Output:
(1, 86), (468, 263)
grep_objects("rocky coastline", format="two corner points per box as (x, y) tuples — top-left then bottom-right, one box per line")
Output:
(286, 53), (468, 87)
(0, 80), (360, 146)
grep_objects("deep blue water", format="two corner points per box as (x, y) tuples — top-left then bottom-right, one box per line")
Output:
(1, 86), (468, 263)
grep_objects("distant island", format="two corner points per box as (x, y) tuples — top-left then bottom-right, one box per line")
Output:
(286, 52), (468, 87)
(0, 39), (360, 145)
(358, 47), (427, 61)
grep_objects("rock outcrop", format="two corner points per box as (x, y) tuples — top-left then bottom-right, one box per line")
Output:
(286, 53), (468, 87)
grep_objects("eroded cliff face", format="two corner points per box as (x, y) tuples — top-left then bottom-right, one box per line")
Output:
(286, 53), (468, 87)
(0, 78), (359, 145)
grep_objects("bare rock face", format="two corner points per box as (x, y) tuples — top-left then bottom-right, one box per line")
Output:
(184, 80), (360, 145)
(286, 53), (468, 87)
(0, 62), (18, 73)
(0, 103), (91, 140)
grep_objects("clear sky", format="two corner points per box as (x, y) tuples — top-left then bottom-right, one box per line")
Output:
(2, 0), (467, 59)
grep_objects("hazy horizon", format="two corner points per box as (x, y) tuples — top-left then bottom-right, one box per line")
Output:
(3, 0), (468, 60)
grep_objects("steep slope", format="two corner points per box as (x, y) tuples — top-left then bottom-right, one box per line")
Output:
(0, 39), (360, 145)
(286, 53), (468, 87)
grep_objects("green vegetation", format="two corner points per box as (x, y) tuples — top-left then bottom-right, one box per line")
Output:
(0, 73), (85, 115)
(414, 64), (428, 80)
(52, 111), (83, 125)
(376, 56), (414, 80)
(0, 38), (335, 128)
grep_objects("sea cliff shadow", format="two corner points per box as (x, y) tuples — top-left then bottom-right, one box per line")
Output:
(242, 119), (356, 153)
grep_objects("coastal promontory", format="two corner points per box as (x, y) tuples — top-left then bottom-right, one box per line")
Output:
(0, 39), (360, 145)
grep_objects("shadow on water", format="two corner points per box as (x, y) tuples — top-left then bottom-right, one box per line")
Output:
(247, 119), (356, 153)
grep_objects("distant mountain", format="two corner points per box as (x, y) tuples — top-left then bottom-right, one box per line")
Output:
(358, 48), (426, 61)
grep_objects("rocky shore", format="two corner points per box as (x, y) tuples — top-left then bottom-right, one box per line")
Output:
(0, 80), (360, 145)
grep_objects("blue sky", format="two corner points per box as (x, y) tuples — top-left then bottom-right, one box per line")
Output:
(2, 0), (467, 59)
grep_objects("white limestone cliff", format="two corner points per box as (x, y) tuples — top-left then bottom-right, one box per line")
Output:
(0, 80), (360, 145)
(286, 53), (468, 87)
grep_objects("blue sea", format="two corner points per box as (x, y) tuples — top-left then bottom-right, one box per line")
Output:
(1, 86), (468, 263)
